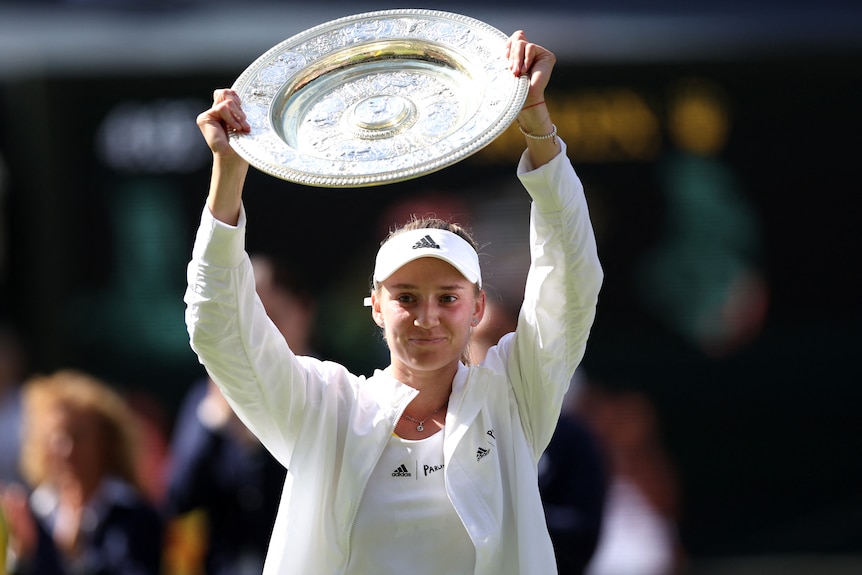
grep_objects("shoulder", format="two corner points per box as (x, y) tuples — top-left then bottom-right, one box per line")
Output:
(298, 355), (367, 389)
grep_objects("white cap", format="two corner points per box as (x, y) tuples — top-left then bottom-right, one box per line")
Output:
(373, 228), (482, 288)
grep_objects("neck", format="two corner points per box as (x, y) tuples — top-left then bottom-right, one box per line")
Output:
(391, 361), (457, 405)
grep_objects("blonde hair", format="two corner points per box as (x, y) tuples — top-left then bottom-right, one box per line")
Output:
(382, 216), (479, 248)
(19, 369), (141, 491)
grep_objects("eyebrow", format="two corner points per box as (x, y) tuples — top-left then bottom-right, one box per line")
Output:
(389, 283), (468, 291)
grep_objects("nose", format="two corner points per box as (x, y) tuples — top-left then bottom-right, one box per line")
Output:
(413, 301), (440, 329)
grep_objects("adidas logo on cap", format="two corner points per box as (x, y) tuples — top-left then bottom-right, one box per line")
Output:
(372, 228), (482, 290)
(412, 235), (441, 250)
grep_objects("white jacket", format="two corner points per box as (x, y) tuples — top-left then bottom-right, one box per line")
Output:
(185, 141), (603, 574)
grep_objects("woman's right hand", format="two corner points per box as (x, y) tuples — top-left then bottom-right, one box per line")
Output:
(197, 89), (250, 162)
(199, 89), (251, 225)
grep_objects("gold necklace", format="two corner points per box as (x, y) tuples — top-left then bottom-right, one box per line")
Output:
(401, 402), (448, 432)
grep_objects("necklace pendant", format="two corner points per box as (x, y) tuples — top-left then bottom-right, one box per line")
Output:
(416, 424), (424, 432)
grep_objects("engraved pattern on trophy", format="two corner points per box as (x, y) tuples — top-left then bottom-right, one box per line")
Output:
(228, 10), (529, 187)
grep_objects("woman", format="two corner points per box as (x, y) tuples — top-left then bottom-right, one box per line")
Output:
(185, 30), (603, 574)
(12, 370), (163, 575)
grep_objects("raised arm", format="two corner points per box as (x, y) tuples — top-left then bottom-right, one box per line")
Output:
(506, 30), (560, 169)
(498, 33), (603, 455)
(196, 89), (251, 225)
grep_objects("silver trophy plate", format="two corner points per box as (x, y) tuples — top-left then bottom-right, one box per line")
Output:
(229, 9), (529, 187)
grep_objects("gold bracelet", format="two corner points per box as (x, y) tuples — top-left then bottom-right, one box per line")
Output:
(518, 123), (557, 141)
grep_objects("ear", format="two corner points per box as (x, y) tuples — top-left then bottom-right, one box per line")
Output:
(370, 292), (385, 328)
(472, 289), (486, 327)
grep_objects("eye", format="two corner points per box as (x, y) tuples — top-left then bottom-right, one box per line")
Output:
(440, 294), (458, 304)
(396, 293), (416, 304)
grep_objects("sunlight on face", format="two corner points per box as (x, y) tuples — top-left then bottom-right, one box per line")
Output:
(374, 258), (484, 380)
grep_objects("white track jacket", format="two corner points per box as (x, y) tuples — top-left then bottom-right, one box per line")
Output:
(185, 140), (603, 574)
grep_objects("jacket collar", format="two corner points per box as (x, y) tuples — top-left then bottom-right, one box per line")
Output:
(367, 366), (418, 415)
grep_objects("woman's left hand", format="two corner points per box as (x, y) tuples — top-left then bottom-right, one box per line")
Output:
(506, 31), (560, 167)
(506, 30), (556, 107)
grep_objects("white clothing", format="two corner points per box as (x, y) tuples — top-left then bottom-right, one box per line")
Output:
(347, 428), (474, 574)
(185, 140), (603, 574)
(586, 477), (678, 575)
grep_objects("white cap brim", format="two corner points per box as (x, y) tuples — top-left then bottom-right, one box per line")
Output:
(373, 228), (482, 288)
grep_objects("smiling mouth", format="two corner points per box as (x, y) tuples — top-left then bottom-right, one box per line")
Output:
(410, 336), (447, 345)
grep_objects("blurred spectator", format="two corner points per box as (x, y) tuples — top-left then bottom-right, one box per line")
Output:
(246, 254), (316, 358)
(163, 254), (314, 575)
(574, 380), (685, 575)
(125, 391), (172, 506)
(8, 369), (163, 575)
(539, 398), (608, 573)
(0, 325), (26, 485)
(1, 483), (66, 575)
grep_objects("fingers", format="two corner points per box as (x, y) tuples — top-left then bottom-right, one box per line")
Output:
(210, 89), (250, 133)
(506, 30), (556, 99)
(507, 30), (545, 77)
(506, 31), (555, 78)
(196, 88), (250, 157)
(213, 88), (232, 103)
(506, 30), (527, 76)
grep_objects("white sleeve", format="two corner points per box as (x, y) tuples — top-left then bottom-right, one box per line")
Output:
(183, 205), (310, 465)
(508, 139), (604, 456)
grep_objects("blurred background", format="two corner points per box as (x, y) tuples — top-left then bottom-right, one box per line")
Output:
(1, 0), (860, 573)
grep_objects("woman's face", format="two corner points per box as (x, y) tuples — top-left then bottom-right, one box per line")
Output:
(43, 404), (106, 487)
(373, 257), (484, 380)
